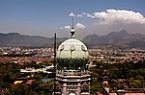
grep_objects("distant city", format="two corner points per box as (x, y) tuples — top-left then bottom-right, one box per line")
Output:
(0, 46), (145, 65)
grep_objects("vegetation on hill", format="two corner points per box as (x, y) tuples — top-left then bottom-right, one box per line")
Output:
(0, 60), (145, 95)
(0, 62), (53, 95)
(90, 60), (145, 94)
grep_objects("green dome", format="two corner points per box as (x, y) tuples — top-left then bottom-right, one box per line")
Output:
(56, 38), (89, 70)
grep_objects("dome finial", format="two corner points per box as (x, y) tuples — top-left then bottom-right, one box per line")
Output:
(71, 18), (75, 38)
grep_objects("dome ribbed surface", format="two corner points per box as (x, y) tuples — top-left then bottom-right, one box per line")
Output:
(56, 38), (89, 70)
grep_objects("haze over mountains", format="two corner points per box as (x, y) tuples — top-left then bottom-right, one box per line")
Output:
(0, 33), (66, 47)
(84, 30), (145, 48)
(1, 30), (145, 48)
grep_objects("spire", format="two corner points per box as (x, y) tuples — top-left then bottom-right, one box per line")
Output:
(70, 18), (75, 38)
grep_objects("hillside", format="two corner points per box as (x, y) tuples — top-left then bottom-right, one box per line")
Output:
(0, 33), (66, 47)
(83, 30), (145, 48)
(1, 31), (145, 48)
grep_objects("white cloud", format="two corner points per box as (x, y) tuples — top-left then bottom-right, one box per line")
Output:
(60, 23), (86, 30)
(73, 9), (145, 25)
(69, 12), (83, 17)
(75, 23), (86, 29)
(82, 12), (95, 18)
(64, 26), (71, 29)
(69, 12), (75, 17)
(91, 9), (145, 24)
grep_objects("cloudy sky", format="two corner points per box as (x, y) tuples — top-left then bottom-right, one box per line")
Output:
(0, 0), (145, 39)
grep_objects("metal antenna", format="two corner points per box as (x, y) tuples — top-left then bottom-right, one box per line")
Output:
(53, 33), (56, 95)
(72, 18), (74, 29)
(71, 18), (75, 38)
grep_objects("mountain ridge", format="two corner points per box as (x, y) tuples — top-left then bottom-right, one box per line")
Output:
(0, 33), (66, 47)
(83, 30), (145, 48)
(1, 31), (145, 48)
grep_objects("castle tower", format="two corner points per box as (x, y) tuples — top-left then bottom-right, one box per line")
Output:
(55, 26), (90, 95)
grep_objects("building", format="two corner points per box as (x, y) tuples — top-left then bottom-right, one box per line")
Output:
(55, 26), (91, 95)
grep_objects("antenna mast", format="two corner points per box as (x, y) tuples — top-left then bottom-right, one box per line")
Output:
(53, 33), (56, 95)
(72, 18), (74, 29)
(71, 18), (75, 38)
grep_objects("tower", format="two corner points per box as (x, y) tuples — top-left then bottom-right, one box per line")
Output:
(55, 25), (90, 95)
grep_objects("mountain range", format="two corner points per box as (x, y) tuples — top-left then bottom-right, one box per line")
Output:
(83, 30), (145, 48)
(0, 33), (66, 47)
(0, 30), (145, 48)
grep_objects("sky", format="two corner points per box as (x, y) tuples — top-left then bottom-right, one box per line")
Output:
(0, 0), (145, 39)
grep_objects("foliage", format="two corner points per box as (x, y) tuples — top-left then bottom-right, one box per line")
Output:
(0, 62), (53, 95)
(1, 60), (145, 94)
(90, 60), (145, 93)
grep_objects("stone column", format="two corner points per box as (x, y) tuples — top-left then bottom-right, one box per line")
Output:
(88, 79), (91, 95)
(76, 83), (81, 95)
(63, 83), (67, 95)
